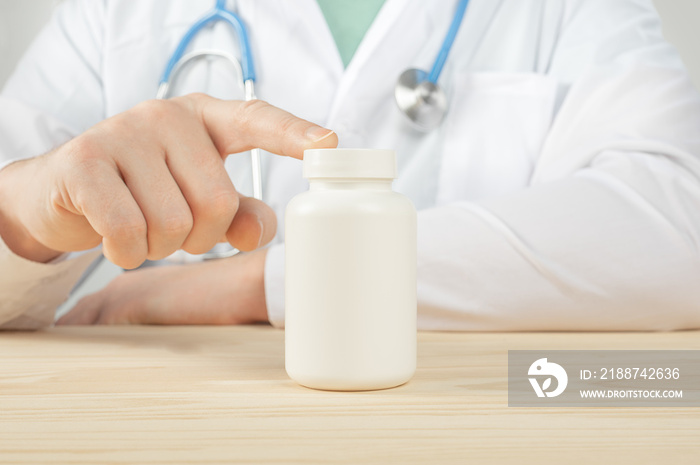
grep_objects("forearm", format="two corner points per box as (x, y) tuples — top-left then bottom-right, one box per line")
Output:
(217, 248), (269, 324)
(416, 152), (700, 331)
(0, 233), (100, 329)
(0, 156), (101, 330)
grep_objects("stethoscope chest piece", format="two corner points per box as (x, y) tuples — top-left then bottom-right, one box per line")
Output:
(394, 0), (469, 132)
(395, 68), (448, 131)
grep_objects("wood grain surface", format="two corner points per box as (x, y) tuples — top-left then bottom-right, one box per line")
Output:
(0, 326), (698, 464)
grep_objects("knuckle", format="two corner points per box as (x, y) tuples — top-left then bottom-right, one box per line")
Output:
(170, 92), (209, 115)
(65, 133), (104, 166)
(278, 114), (303, 134)
(107, 216), (147, 242)
(133, 99), (178, 122)
(61, 136), (112, 209)
(154, 212), (193, 238)
(183, 92), (210, 106)
(201, 187), (239, 221)
(278, 117), (308, 156)
(214, 186), (240, 214)
(234, 99), (270, 130)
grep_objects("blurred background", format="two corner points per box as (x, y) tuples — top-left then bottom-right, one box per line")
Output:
(1, 0), (699, 90)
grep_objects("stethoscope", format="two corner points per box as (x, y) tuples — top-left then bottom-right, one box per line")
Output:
(395, 0), (470, 130)
(157, 0), (469, 260)
(157, 0), (261, 205)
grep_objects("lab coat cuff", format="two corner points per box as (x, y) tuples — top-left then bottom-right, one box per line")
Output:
(264, 243), (286, 329)
(0, 158), (18, 173)
(0, 235), (101, 329)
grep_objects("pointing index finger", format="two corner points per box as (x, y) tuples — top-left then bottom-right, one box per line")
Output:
(190, 95), (338, 160)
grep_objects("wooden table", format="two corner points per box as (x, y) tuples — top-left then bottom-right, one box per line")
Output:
(1, 326), (698, 464)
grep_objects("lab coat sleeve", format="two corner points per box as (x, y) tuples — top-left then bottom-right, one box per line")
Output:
(1, 0), (106, 139)
(264, 0), (700, 331)
(0, 0), (106, 329)
(264, 243), (286, 328)
(0, 235), (101, 329)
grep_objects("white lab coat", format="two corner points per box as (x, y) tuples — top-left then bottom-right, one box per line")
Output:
(1, 0), (700, 330)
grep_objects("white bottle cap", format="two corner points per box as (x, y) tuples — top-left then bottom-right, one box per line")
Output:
(303, 149), (397, 179)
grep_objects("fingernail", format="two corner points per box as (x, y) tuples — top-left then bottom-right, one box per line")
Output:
(256, 217), (265, 249)
(306, 127), (335, 143)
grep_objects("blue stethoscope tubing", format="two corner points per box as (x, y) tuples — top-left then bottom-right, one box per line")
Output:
(159, 0), (468, 86)
(160, 0), (255, 86)
(428, 0), (469, 84)
(156, 0), (263, 216)
(156, 0), (469, 212)
(157, 0), (262, 260)
(394, 0), (469, 130)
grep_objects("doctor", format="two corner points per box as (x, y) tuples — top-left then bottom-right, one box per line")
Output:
(1, 0), (700, 331)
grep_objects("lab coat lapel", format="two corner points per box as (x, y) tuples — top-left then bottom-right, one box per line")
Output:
(247, 0), (342, 120)
(324, 0), (507, 147)
(326, 0), (411, 123)
(325, 0), (446, 146)
(293, 0), (345, 74)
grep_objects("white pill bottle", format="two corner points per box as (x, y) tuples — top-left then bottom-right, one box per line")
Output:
(285, 149), (417, 391)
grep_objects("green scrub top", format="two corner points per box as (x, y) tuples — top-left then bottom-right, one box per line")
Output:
(316, 0), (387, 68)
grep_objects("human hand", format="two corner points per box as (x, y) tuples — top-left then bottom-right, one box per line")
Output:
(0, 95), (337, 267)
(56, 248), (269, 325)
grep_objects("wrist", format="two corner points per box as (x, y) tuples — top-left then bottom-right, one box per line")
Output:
(216, 247), (269, 324)
(0, 160), (62, 263)
(242, 248), (270, 323)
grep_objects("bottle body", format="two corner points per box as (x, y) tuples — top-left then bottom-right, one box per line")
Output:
(285, 177), (417, 391)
